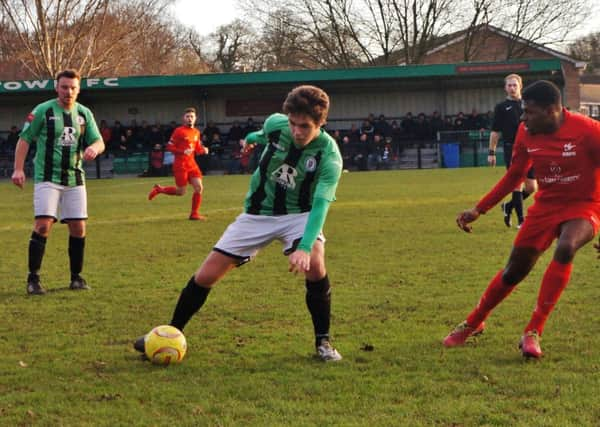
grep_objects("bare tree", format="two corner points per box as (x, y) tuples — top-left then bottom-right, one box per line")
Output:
(460, 0), (493, 61)
(0, 0), (179, 78)
(569, 32), (600, 74)
(0, 0), (109, 77)
(119, 15), (210, 76)
(187, 30), (212, 70)
(0, 15), (25, 78)
(202, 20), (259, 72)
(389, 0), (454, 64)
(241, 0), (455, 67)
(254, 8), (319, 70)
(491, 0), (592, 59)
(360, 0), (400, 64)
(301, 0), (365, 67)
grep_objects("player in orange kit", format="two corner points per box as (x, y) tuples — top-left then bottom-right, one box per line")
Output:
(444, 80), (600, 358)
(148, 107), (209, 220)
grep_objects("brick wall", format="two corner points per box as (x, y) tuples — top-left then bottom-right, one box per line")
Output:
(422, 29), (582, 108)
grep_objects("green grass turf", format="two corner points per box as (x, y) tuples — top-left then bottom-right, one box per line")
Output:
(1, 168), (599, 426)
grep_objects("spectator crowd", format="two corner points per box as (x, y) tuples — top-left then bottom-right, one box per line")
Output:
(0, 109), (495, 176)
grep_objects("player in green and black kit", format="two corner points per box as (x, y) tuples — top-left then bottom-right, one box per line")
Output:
(134, 85), (344, 361)
(12, 69), (105, 295)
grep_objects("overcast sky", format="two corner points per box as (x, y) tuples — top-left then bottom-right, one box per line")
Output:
(172, 0), (238, 36)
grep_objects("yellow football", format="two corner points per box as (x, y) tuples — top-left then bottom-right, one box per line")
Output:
(144, 325), (187, 365)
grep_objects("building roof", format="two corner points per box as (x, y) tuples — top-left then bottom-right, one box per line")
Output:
(424, 24), (586, 68)
(0, 58), (563, 94)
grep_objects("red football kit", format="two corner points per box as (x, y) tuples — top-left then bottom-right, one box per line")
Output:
(477, 109), (600, 250)
(166, 126), (208, 187)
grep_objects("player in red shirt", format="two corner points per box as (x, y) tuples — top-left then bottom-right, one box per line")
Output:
(148, 107), (209, 220)
(444, 80), (600, 358)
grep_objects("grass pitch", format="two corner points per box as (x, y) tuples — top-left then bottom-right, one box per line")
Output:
(1, 168), (599, 426)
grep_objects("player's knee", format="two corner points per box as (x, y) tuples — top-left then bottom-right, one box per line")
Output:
(308, 259), (326, 277)
(35, 222), (51, 236)
(193, 271), (217, 288)
(176, 188), (186, 196)
(308, 242), (325, 273)
(554, 242), (576, 264)
(194, 266), (225, 288)
(501, 268), (524, 287)
(69, 229), (85, 238)
(67, 221), (85, 237)
(35, 225), (50, 236)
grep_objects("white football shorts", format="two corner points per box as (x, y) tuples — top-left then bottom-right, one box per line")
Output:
(213, 212), (325, 264)
(33, 182), (88, 222)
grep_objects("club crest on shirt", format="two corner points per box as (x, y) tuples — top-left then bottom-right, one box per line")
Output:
(305, 156), (317, 172)
(271, 163), (297, 190)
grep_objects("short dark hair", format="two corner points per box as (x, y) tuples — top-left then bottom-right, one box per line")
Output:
(282, 85), (329, 124)
(184, 107), (196, 115)
(522, 80), (562, 108)
(55, 69), (81, 82)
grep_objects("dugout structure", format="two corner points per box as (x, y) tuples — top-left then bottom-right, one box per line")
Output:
(0, 59), (565, 132)
(0, 59), (567, 176)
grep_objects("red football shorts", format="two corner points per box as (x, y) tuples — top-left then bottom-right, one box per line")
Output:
(514, 202), (600, 251)
(173, 164), (202, 187)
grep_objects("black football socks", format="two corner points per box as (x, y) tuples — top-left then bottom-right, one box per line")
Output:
(305, 275), (332, 347)
(69, 236), (85, 280)
(512, 190), (524, 224)
(170, 276), (211, 331)
(28, 231), (46, 281)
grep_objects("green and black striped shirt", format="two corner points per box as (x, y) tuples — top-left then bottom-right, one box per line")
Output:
(244, 113), (342, 215)
(20, 99), (101, 186)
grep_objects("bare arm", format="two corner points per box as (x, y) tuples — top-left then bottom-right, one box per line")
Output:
(488, 131), (500, 167)
(11, 138), (30, 188)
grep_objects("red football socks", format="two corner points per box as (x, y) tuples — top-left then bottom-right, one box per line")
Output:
(191, 192), (201, 214)
(466, 269), (516, 327)
(525, 260), (572, 335)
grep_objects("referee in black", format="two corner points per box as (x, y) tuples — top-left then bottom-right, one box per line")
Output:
(487, 73), (537, 228)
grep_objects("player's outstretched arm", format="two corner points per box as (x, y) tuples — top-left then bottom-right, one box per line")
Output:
(456, 207), (481, 233)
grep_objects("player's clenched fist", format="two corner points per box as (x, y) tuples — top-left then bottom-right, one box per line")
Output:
(11, 169), (25, 188)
